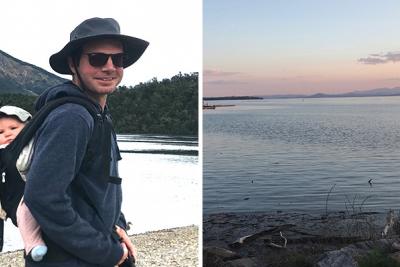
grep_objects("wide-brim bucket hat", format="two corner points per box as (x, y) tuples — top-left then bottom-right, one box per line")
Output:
(50, 17), (149, 75)
(0, 106), (32, 122)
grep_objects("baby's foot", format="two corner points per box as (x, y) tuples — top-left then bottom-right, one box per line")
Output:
(31, 245), (48, 261)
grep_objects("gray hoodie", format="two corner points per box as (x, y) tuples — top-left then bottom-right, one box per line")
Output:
(24, 81), (125, 267)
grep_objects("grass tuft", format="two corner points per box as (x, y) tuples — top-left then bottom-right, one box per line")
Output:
(358, 249), (400, 267)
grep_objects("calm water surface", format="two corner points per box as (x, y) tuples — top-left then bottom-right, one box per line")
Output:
(204, 97), (400, 214)
(3, 134), (199, 252)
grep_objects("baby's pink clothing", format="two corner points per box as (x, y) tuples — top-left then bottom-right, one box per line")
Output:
(16, 198), (45, 254)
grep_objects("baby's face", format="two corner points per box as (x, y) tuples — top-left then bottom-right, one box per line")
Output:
(0, 117), (25, 145)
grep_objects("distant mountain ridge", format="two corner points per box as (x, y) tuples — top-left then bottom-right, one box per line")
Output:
(0, 49), (66, 95)
(260, 87), (400, 99)
(204, 87), (400, 101)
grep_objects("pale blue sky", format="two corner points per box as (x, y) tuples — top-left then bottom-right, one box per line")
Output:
(1, 0), (201, 87)
(204, 0), (400, 96)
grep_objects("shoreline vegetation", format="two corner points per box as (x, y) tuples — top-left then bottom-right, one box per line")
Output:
(203, 103), (235, 110)
(0, 72), (198, 136)
(203, 87), (400, 101)
(0, 225), (198, 267)
(203, 211), (400, 267)
(119, 149), (198, 156)
(203, 184), (400, 266)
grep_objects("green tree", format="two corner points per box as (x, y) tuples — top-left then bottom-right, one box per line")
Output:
(0, 72), (199, 136)
(108, 72), (198, 135)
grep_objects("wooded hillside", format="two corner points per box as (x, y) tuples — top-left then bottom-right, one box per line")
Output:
(0, 72), (198, 135)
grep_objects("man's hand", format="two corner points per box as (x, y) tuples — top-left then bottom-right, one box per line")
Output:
(117, 242), (129, 265)
(115, 225), (137, 260)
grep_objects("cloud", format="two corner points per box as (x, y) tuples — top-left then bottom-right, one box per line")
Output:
(358, 51), (400, 65)
(204, 69), (242, 77)
(204, 69), (247, 86)
(204, 79), (248, 85)
(277, 75), (324, 81)
(358, 57), (388, 65)
(382, 77), (400, 82)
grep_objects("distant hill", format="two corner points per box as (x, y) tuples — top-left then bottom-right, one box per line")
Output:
(0, 73), (198, 135)
(319, 87), (400, 98)
(205, 87), (400, 100)
(0, 50), (66, 95)
(260, 87), (400, 99)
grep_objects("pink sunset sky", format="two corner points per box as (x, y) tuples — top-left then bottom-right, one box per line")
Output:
(204, 0), (400, 97)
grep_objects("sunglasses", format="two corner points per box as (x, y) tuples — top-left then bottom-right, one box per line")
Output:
(85, 53), (125, 68)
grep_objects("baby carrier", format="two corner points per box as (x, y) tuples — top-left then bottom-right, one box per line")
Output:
(0, 96), (103, 227)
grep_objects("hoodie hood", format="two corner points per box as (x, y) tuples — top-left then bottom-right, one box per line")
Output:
(35, 81), (100, 112)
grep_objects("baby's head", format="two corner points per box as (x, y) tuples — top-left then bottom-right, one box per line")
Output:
(0, 106), (32, 145)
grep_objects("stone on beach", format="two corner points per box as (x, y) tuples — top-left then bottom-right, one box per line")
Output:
(0, 225), (198, 267)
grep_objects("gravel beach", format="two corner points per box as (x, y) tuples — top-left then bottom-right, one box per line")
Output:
(0, 225), (199, 267)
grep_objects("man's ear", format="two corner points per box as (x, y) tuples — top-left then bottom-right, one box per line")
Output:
(67, 57), (77, 75)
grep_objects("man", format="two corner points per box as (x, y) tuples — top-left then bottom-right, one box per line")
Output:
(23, 17), (148, 266)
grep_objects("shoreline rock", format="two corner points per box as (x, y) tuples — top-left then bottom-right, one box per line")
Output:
(0, 225), (198, 267)
(316, 238), (400, 267)
(204, 211), (393, 266)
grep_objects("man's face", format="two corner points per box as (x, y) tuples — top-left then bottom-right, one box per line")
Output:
(71, 39), (124, 105)
(0, 117), (24, 145)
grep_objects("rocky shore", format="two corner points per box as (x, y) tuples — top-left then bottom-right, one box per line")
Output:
(203, 211), (399, 267)
(0, 225), (198, 267)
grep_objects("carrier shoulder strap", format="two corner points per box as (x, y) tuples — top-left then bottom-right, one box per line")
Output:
(0, 96), (99, 172)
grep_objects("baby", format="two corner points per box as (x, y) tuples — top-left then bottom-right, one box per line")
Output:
(0, 105), (47, 261)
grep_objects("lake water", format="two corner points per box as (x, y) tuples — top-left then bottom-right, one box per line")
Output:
(3, 134), (199, 252)
(204, 96), (400, 215)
